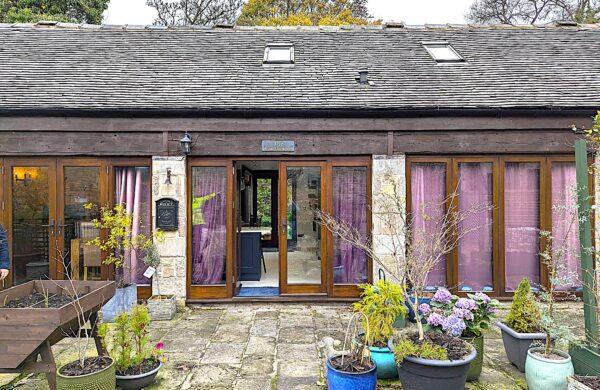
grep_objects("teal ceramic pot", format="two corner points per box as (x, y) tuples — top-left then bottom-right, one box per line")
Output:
(393, 315), (407, 329)
(368, 344), (398, 379)
(461, 334), (484, 381)
(525, 347), (574, 390)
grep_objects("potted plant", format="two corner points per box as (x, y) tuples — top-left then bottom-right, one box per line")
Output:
(525, 220), (579, 390)
(353, 279), (407, 379)
(420, 288), (499, 381)
(143, 242), (176, 321)
(567, 375), (600, 390)
(326, 312), (377, 390)
(98, 304), (165, 390)
(496, 277), (545, 372)
(85, 204), (161, 322)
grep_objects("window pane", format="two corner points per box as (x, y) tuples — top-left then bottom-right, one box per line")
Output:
(333, 167), (368, 284)
(457, 163), (493, 292)
(411, 162), (447, 288)
(115, 166), (151, 285)
(552, 162), (582, 291)
(191, 167), (227, 285)
(504, 162), (540, 292)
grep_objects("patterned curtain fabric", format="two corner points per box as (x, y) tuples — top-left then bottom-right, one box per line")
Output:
(332, 167), (368, 284)
(504, 162), (541, 291)
(552, 162), (582, 291)
(411, 163), (447, 288)
(457, 163), (493, 292)
(115, 167), (151, 285)
(191, 167), (227, 285)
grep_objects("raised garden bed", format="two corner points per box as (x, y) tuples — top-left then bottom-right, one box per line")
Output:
(0, 280), (116, 390)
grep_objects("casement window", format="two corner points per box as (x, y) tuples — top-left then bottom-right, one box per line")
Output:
(407, 156), (585, 296)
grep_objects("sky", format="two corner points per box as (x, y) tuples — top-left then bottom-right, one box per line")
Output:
(103, 0), (474, 26)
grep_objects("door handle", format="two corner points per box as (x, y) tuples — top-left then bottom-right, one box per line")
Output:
(57, 219), (68, 236)
(42, 219), (55, 236)
(281, 222), (287, 234)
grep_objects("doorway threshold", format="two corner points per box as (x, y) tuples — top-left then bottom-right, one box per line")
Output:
(237, 287), (279, 297)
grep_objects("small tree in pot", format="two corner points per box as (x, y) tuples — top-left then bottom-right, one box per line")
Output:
(143, 242), (176, 321)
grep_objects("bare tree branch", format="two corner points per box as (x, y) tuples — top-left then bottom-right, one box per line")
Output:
(147, 0), (243, 26)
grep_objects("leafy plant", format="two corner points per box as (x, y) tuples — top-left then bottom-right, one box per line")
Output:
(392, 335), (448, 364)
(143, 242), (162, 296)
(505, 278), (542, 333)
(423, 290), (499, 338)
(353, 280), (407, 344)
(99, 305), (163, 375)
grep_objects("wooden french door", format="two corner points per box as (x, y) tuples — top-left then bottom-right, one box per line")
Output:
(279, 161), (327, 295)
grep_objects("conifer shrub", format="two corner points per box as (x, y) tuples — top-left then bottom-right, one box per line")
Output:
(505, 278), (542, 333)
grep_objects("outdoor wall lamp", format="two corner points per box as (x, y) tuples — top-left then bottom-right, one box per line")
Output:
(180, 131), (193, 155)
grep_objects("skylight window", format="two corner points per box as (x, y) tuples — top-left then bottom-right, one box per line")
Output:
(422, 42), (464, 63)
(263, 44), (294, 64)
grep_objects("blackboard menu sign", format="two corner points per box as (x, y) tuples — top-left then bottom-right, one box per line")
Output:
(156, 198), (178, 231)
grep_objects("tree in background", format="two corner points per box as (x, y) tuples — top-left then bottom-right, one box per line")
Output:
(237, 0), (373, 26)
(467, 0), (599, 24)
(147, 0), (243, 26)
(0, 0), (109, 23)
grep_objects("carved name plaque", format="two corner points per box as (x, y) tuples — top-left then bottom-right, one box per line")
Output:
(156, 198), (178, 231)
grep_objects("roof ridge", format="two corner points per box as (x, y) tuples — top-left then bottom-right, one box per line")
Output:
(0, 21), (599, 31)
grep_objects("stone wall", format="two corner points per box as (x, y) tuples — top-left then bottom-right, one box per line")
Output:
(371, 154), (406, 284)
(152, 156), (187, 300)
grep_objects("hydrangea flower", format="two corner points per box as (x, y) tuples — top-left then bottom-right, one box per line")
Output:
(426, 312), (444, 327)
(486, 306), (497, 314)
(432, 289), (452, 304)
(475, 292), (491, 304)
(419, 303), (431, 315)
(453, 307), (474, 321)
(455, 298), (477, 311)
(442, 314), (466, 337)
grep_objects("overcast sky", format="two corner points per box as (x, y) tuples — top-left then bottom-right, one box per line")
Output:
(103, 0), (474, 26)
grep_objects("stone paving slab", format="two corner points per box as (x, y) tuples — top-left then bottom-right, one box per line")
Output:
(0, 302), (585, 390)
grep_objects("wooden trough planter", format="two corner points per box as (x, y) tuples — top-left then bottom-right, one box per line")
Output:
(0, 280), (116, 390)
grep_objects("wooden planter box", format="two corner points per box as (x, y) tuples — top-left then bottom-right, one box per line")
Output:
(0, 280), (116, 390)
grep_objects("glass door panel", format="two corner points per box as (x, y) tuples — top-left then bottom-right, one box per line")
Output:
(60, 165), (102, 280)
(9, 164), (55, 285)
(280, 162), (326, 294)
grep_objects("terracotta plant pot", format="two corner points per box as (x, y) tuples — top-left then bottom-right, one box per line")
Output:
(388, 337), (477, 390)
(497, 321), (547, 372)
(116, 361), (163, 390)
(525, 347), (574, 390)
(56, 357), (115, 390)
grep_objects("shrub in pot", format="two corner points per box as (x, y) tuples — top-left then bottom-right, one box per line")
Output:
(143, 242), (177, 321)
(421, 288), (499, 381)
(326, 313), (377, 390)
(389, 332), (476, 390)
(353, 280), (407, 379)
(98, 305), (165, 390)
(497, 277), (545, 372)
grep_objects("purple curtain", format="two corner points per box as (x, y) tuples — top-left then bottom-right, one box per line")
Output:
(411, 163), (447, 287)
(191, 167), (227, 285)
(504, 162), (540, 291)
(115, 167), (151, 285)
(333, 167), (368, 284)
(552, 163), (582, 291)
(457, 163), (493, 292)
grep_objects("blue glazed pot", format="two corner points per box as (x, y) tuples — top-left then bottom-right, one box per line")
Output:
(525, 347), (573, 390)
(326, 355), (377, 390)
(406, 296), (432, 323)
(369, 344), (398, 379)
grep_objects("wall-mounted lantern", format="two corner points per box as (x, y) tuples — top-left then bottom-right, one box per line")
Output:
(180, 132), (192, 155)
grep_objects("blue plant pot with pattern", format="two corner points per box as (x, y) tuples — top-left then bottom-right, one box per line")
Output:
(326, 355), (377, 390)
(525, 347), (573, 390)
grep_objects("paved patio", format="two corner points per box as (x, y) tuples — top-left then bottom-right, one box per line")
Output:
(0, 301), (585, 390)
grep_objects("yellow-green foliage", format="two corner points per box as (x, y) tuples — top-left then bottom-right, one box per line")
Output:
(353, 280), (407, 343)
(392, 335), (448, 364)
(505, 278), (541, 333)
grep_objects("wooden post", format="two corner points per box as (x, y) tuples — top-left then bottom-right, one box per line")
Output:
(575, 139), (598, 351)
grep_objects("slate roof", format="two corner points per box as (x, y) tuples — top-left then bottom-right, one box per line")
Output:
(1, 23), (600, 114)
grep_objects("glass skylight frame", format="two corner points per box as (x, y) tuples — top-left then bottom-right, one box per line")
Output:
(263, 44), (295, 65)
(422, 42), (465, 63)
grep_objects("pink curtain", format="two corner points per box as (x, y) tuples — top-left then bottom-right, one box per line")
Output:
(191, 167), (227, 285)
(115, 167), (151, 285)
(504, 162), (540, 291)
(411, 163), (447, 287)
(333, 167), (368, 284)
(458, 163), (493, 292)
(552, 163), (582, 291)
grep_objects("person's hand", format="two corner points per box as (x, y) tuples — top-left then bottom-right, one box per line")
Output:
(0, 269), (8, 280)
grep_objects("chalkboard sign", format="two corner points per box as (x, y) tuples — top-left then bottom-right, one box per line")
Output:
(156, 198), (178, 231)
